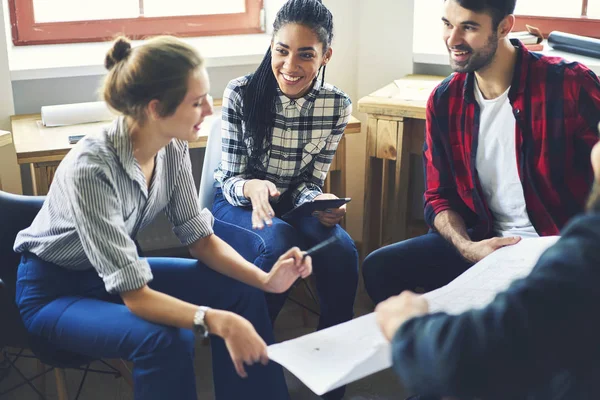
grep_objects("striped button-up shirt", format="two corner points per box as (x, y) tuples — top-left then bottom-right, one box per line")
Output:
(14, 117), (214, 293)
(214, 75), (352, 207)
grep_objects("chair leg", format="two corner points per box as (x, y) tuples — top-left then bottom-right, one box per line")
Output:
(105, 359), (134, 388)
(36, 359), (46, 400)
(54, 368), (69, 400)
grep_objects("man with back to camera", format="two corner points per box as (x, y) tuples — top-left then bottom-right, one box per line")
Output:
(376, 135), (600, 399)
(362, 0), (600, 305)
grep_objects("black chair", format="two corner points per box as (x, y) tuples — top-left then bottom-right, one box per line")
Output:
(0, 191), (132, 400)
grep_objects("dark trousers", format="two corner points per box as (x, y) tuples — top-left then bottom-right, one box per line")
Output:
(16, 253), (289, 400)
(362, 232), (473, 304)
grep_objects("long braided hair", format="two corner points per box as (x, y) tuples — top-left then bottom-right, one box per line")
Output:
(243, 0), (334, 176)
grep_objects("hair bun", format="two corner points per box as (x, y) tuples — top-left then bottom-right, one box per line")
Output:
(105, 37), (132, 70)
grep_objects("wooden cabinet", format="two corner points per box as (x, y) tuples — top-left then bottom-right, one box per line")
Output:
(358, 75), (444, 256)
(10, 111), (361, 198)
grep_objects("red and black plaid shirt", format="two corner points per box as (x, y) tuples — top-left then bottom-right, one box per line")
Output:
(424, 40), (600, 240)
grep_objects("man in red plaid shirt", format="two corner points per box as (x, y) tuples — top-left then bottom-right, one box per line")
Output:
(363, 0), (600, 305)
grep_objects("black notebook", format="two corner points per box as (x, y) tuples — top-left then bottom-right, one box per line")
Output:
(280, 198), (351, 221)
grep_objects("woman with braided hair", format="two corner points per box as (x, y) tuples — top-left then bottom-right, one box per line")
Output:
(213, 1), (358, 398)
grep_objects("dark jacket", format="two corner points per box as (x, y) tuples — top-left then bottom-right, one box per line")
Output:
(393, 212), (600, 399)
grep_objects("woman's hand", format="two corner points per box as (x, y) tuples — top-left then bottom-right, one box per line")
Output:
(205, 309), (269, 378)
(262, 247), (312, 293)
(312, 193), (346, 227)
(243, 179), (280, 230)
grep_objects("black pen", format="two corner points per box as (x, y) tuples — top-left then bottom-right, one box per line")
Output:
(302, 235), (339, 259)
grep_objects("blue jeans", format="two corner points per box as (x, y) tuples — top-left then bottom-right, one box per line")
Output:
(362, 232), (473, 304)
(15, 253), (289, 400)
(212, 189), (359, 400)
(212, 189), (359, 330)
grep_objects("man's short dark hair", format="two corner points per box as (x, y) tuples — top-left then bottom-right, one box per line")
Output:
(453, 0), (517, 28)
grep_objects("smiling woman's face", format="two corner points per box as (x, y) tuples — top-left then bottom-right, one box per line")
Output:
(271, 23), (332, 99)
(152, 68), (213, 143)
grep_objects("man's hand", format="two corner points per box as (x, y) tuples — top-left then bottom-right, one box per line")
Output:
(205, 310), (269, 378)
(312, 193), (346, 227)
(243, 179), (280, 230)
(262, 247), (312, 293)
(459, 236), (521, 263)
(376, 291), (429, 342)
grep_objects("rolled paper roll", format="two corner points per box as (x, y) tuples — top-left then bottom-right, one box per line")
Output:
(41, 101), (117, 127)
(547, 31), (600, 59)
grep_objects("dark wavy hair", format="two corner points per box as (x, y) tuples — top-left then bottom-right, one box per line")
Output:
(243, 0), (334, 176)
(450, 0), (517, 29)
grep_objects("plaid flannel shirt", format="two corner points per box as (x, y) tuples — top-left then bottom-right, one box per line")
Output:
(424, 40), (600, 240)
(215, 75), (352, 207)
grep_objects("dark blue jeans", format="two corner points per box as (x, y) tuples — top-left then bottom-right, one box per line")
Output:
(16, 253), (289, 400)
(212, 189), (359, 400)
(212, 189), (359, 330)
(362, 232), (473, 304)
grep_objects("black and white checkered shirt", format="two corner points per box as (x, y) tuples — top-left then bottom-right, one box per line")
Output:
(14, 117), (214, 293)
(214, 75), (352, 207)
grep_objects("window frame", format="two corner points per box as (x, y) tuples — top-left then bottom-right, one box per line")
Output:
(514, 16), (600, 39)
(8, 0), (264, 46)
(514, 0), (600, 39)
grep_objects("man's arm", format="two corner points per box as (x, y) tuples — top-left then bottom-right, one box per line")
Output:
(433, 210), (471, 252)
(422, 93), (457, 227)
(424, 87), (519, 262)
(391, 213), (600, 398)
(434, 210), (520, 263)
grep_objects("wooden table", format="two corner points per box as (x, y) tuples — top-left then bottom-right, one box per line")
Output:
(0, 130), (12, 190)
(10, 107), (361, 197)
(358, 75), (445, 256)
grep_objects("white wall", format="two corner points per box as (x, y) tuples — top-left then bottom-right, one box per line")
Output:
(0, 0), (21, 194)
(357, 0), (415, 99)
(321, 0), (359, 101)
(349, 0), (416, 240)
(413, 0), (447, 56)
(0, 1), (13, 130)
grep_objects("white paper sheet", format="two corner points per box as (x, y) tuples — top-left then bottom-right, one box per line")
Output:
(392, 79), (441, 101)
(268, 313), (391, 395)
(268, 236), (560, 395)
(424, 236), (560, 314)
(41, 101), (116, 127)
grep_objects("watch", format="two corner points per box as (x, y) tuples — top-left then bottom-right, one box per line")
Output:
(193, 306), (211, 338)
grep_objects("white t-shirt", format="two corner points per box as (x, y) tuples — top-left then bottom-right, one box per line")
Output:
(474, 79), (539, 238)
